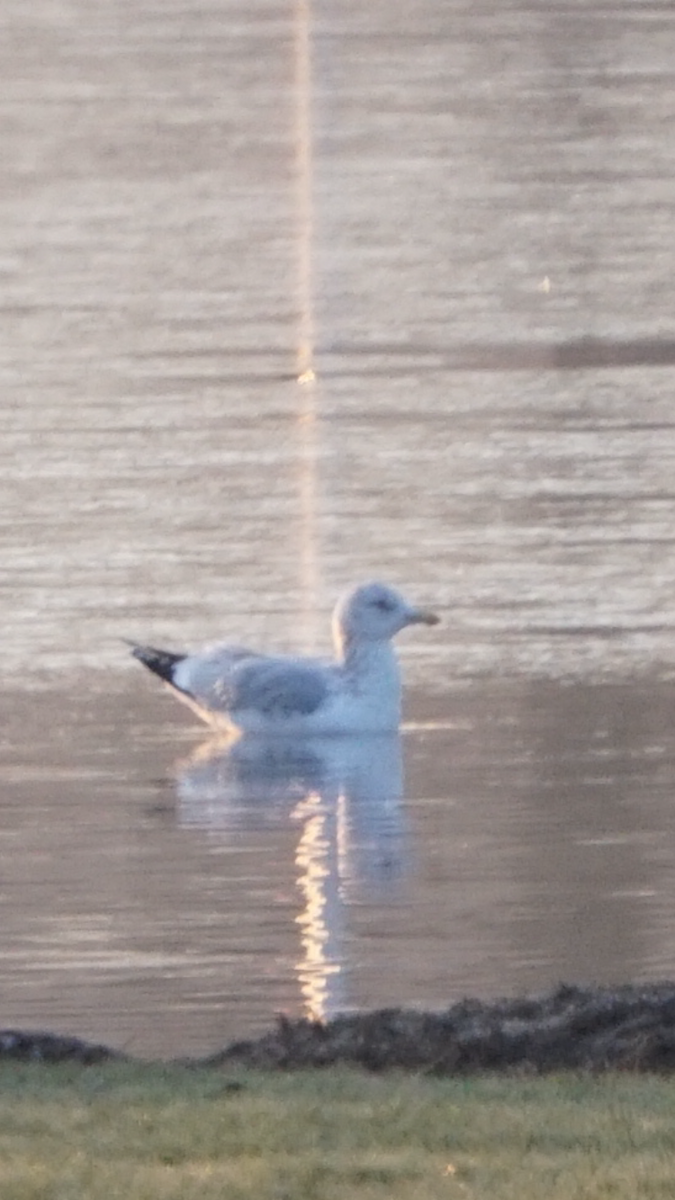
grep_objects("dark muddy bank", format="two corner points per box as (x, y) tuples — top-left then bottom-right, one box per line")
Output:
(210, 984), (675, 1075)
(6, 983), (675, 1073)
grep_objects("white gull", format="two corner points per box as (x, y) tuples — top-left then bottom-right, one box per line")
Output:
(129, 581), (439, 735)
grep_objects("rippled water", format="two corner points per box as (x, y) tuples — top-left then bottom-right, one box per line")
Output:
(2, 0), (675, 1057)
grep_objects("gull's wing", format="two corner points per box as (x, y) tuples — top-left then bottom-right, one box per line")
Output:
(229, 656), (331, 718)
(178, 647), (332, 718)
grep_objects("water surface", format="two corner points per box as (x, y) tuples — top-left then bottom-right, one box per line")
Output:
(2, 0), (675, 1056)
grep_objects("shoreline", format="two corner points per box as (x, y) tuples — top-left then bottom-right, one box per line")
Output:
(4, 982), (675, 1073)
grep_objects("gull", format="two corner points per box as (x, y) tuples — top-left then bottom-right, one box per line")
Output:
(129, 581), (439, 735)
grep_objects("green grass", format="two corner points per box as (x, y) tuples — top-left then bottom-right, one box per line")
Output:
(0, 1063), (674, 1198)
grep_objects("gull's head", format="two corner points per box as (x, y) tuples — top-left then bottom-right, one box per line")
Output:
(333, 581), (440, 649)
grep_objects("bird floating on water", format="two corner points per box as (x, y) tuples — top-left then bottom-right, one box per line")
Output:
(129, 581), (439, 735)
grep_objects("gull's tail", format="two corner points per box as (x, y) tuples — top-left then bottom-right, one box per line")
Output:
(127, 641), (186, 686)
(127, 639), (229, 730)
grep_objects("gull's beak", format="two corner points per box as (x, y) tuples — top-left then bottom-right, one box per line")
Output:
(405, 606), (440, 627)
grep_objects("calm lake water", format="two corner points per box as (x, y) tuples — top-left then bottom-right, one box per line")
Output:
(2, 0), (675, 1057)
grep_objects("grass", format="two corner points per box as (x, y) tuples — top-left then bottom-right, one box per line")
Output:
(0, 1063), (674, 1198)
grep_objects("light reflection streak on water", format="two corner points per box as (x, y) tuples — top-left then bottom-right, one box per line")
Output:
(335, 791), (349, 901)
(297, 376), (321, 653)
(292, 791), (343, 1021)
(294, 0), (315, 383)
(294, 0), (321, 650)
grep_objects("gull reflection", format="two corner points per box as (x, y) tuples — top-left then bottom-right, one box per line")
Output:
(175, 733), (405, 1020)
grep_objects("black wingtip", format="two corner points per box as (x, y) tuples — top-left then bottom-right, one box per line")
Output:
(128, 642), (186, 686)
